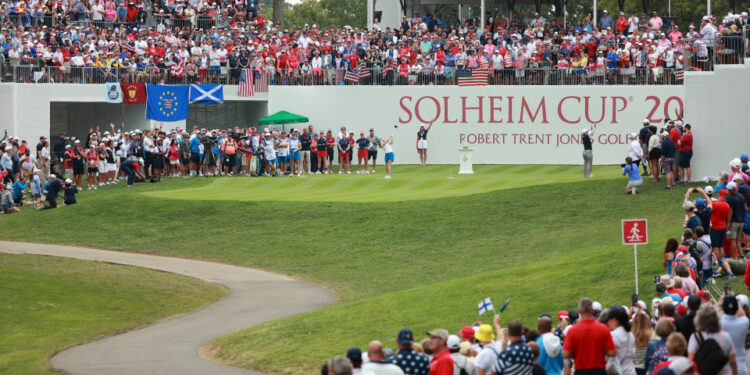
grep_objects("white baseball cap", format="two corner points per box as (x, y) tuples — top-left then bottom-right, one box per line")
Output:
(705, 186), (714, 194)
(48, 174), (56, 179)
(730, 158), (742, 168)
(727, 181), (738, 190)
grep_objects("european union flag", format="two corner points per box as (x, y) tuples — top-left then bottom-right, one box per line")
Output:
(146, 84), (189, 122)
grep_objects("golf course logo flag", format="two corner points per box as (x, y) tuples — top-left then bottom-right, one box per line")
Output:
(478, 297), (494, 315)
(146, 84), (189, 122)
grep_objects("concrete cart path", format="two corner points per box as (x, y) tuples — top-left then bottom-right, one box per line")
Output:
(0, 241), (335, 375)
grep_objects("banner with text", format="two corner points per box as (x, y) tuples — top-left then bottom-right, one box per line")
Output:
(269, 86), (685, 165)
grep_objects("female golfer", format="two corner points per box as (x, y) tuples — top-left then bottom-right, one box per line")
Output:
(381, 134), (394, 179)
(416, 123), (433, 166)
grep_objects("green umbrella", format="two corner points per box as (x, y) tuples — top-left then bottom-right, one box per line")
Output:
(257, 111), (309, 126)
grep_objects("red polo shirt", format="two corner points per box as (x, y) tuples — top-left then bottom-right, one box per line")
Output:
(562, 318), (615, 370)
(711, 199), (730, 230)
(428, 348), (454, 375)
(678, 132), (693, 152)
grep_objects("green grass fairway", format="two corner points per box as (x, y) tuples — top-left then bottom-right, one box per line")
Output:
(0, 164), (736, 375)
(0, 253), (226, 374)
(144, 165), (621, 202)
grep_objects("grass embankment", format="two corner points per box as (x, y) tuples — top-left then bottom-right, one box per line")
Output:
(0, 164), (728, 374)
(0, 254), (226, 374)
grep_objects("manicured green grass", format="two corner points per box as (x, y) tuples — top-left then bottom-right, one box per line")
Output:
(0, 164), (729, 375)
(144, 165), (620, 202)
(0, 253), (227, 374)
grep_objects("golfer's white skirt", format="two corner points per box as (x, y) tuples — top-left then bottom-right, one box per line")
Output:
(417, 140), (428, 149)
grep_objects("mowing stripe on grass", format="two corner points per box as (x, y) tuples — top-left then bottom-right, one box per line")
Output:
(144, 165), (621, 203)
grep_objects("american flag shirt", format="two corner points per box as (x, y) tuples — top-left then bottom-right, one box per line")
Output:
(493, 340), (534, 375)
(390, 348), (430, 375)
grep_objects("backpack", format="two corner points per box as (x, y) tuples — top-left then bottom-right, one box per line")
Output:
(694, 332), (729, 375)
(687, 241), (703, 272)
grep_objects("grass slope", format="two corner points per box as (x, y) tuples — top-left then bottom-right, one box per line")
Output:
(0, 253), (227, 374)
(0, 164), (730, 374)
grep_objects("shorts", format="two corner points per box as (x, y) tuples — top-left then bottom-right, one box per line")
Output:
(649, 148), (661, 160)
(107, 163), (117, 172)
(98, 163), (107, 173)
(277, 155), (288, 163)
(73, 163), (84, 175)
(385, 152), (394, 163)
(327, 149), (334, 161)
(368, 150), (378, 161)
(358, 149), (368, 158)
(180, 155), (189, 165)
(224, 154), (236, 167)
(209, 66), (221, 75)
(678, 151), (692, 168)
(728, 222), (745, 239)
(290, 150), (300, 160)
(340, 152), (350, 159)
(317, 150), (328, 158)
(662, 158), (674, 174)
(418, 139), (428, 149)
(191, 153), (201, 165)
(153, 156), (164, 169)
(710, 229), (727, 248)
(626, 179), (643, 189)
(170, 159), (179, 165)
(87, 167), (99, 173)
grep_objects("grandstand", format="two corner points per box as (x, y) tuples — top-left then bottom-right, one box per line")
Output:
(0, 5), (748, 173)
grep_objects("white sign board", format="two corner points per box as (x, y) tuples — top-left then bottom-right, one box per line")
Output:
(269, 85), (685, 165)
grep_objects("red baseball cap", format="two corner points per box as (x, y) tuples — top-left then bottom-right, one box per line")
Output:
(698, 290), (709, 299)
(557, 310), (569, 321)
(719, 189), (728, 197)
(459, 326), (475, 340)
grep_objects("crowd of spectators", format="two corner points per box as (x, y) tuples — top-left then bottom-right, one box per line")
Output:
(323, 292), (750, 375)
(0, 122), (400, 210)
(1, 0), (749, 85)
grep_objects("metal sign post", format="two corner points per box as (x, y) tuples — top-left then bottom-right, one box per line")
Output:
(622, 219), (648, 295)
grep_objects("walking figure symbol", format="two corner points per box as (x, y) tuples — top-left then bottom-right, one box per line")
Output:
(628, 223), (643, 242)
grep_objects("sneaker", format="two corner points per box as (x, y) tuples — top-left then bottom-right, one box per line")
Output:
(665, 186), (672, 190)
(339, 170), (343, 174)
(347, 171), (351, 174)
(93, 186), (98, 190)
(371, 170), (375, 174)
(632, 188), (637, 195)
(126, 184), (133, 187)
(384, 175), (391, 179)
(356, 171), (361, 174)
(725, 274), (736, 280)
(316, 171), (321, 174)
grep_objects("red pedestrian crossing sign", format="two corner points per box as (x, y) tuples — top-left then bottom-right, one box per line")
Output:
(622, 219), (648, 245)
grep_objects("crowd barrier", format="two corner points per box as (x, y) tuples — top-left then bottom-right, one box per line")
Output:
(6, 65), (270, 91)
(8, 65), (690, 86)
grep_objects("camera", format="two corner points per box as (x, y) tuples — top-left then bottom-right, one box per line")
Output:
(653, 275), (661, 283)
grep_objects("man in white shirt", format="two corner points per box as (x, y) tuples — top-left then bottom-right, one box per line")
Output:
(628, 12), (639, 35)
(474, 316), (504, 375)
(361, 341), (404, 375)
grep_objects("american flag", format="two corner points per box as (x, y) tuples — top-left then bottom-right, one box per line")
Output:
(675, 70), (685, 81)
(357, 64), (371, 79)
(170, 58), (184, 77)
(253, 70), (269, 93)
(457, 69), (488, 86)
(239, 69), (254, 97)
(344, 64), (371, 84)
